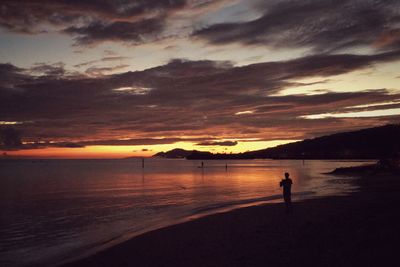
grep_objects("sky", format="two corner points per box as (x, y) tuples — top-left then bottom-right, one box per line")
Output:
(1, 0), (400, 158)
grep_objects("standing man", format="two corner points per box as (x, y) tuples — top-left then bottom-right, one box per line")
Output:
(280, 172), (293, 212)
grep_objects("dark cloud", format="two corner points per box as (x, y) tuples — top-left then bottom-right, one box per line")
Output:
(84, 64), (130, 76)
(77, 138), (209, 146)
(1, 50), (400, 149)
(0, 63), (31, 90)
(74, 56), (130, 68)
(0, 127), (22, 148)
(0, 63), (23, 74)
(54, 142), (85, 148)
(3, 0), (399, 50)
(0, 0), (187, 44)
(193, 0), (400, 52)
(64, 18), (165, 45)
(197, 141), (238, 146)
(29, 62), (66, 77)
(102, 56), (130, 62)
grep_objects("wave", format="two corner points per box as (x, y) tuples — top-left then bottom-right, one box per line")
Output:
(191, 191), (315, 215)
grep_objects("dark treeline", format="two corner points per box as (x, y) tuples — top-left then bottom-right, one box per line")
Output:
(183, 124), (400, 160)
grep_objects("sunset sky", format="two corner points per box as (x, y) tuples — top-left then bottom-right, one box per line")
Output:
(1, 0), (400, 158)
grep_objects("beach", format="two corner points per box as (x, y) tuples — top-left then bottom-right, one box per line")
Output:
(64, 172), (400, 267)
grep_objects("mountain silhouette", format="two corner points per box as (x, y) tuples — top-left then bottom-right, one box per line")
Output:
(184, 124), (400, 160)
(153, 148), (195, 158)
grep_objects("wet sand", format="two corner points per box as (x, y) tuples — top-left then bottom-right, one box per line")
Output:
(64, 173), (400, 267)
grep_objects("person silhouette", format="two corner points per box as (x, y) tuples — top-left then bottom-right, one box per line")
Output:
(280, 172), (293, 212)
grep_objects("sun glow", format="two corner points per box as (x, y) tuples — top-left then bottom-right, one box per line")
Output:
(0, 121), (23, 125)
(301, 108), (400, 119)
(235, 110), (254, 115)
(1, 140), (298, 159)
(112, 86), (152, 95)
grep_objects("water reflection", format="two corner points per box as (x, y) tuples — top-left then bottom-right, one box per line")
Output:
(0, 159), (372, 266)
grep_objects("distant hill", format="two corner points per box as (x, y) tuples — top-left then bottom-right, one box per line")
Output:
(186, 124), (400, 160)
(153, 148), (194, 158)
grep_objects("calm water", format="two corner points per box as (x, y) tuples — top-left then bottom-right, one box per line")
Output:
(0, 159), (372, 266)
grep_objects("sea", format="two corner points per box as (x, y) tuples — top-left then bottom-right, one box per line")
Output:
(0, 158), (373, 266)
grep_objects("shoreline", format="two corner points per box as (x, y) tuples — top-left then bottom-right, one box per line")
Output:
(57, 191), (311, 267)
(63, 171), (400, 267)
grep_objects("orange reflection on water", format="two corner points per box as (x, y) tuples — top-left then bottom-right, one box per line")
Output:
(3, 146), (149, 158)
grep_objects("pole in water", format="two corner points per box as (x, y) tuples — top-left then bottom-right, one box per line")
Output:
(201, 161), (204, 168)
(225, 163), (228, 171)
(142, 158), (145, 168)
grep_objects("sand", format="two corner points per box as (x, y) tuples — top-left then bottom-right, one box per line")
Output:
(63, 173), (400, 267)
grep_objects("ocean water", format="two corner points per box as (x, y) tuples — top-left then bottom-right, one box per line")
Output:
(0, 158), (372, 266)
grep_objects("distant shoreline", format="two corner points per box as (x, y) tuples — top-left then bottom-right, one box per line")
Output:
(0, 157), (379, 161)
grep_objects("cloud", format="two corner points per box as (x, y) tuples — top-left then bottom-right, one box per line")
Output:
(0, 127), (22, 148)
(3, 0), (398, 51)
(2, 0), (400, 153)
(54, 142), (85, 148)
(197, 141), (238, 146)
(74, 56), (130, 68)
(0, 0), (187, 44)
(0, 63), (31, 90)
(28, 62), (66, 77)
(85, 64), (130, 76)
(64, 18), (165, 45)
(193, 0), (400, 52)
(77, 138), (205, 146)
(1, 50), (400, 149)
(0, 0), (239, 45)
